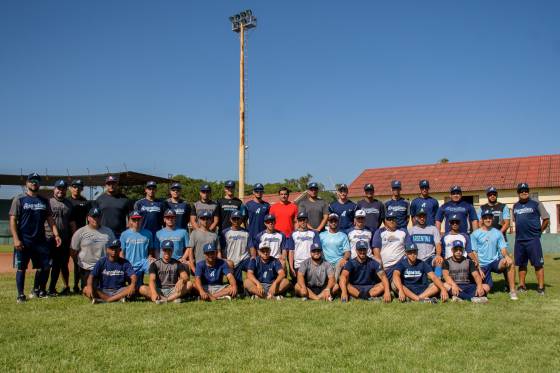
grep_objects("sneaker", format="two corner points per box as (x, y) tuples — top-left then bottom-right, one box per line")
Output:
(517, 285), (527, 293)
(509, 292), (519, 301)
(29, 290), (39, 299)
(73, 286), (81, 294)
(471, 296), (488, 304)
(173, 298), (184, 304)
(327, 296), (333, 302)
(37, 290), (49, 299)
(451, 296), (463, 302)
(155, 299), (166, 305)
(367, 297), (382, 302)
(92, 298), (105, 304)
(503, 285), (510, 293)
(46, 290), (59, 297)
(275, 295), (283, 301)
(120, 297), (128, 303)
(16, 294), (26, 304)
(59, 287), (71, 296)
(420, 297), (438, 304)
(301, 297), (308, 301)
(218, 295), (232, 301)
(537, 288), (545, 296)
(250, 295), (257, 300)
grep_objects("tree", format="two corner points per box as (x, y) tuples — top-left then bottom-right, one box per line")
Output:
(439, 158), (449, 164)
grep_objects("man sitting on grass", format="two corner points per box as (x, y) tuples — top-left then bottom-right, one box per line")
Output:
(392, 243), (448, 303)
(294, 242), (335, 301)
(194, 243), (237, 301)
(84, 239), (136, 304)
(340, 240), (391, 303)
(139, 239), (192, 304)
(244, 243), (291, 300)
(442, 240), (487, 303)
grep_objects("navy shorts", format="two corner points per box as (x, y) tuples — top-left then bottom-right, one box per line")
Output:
(308, 285), (327, 296)
(481, 259), (502, 288)
(134, 269), (145, 287)
(13, 241), (50, 270)
(384, 266), (396, 282)
(354, 284), (373, 299)
(514, 239), (544, 268)
(407, 284), (429, 296)
(448, 283), (476, 300)
(233, 258), (250, 282)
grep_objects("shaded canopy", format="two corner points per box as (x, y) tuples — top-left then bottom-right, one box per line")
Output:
(0, 171), (174, 187)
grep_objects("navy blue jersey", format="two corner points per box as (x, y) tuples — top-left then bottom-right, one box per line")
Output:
(134, 198), (165, 236)
(245, 200), (270, 239)
(9, 193), (51, 244)
(410, 196), (439, 226)
(435, 200), (478, 233)
(343, 257), (382, 286)
(513, 199), (549, 241)
(91, 256), (135, 290)
(384, 198), (410, 229)
(248, 256), (283, 284)
(329, 200), (358, 230)
(195, 259), (230, 285)
(163, 199), (191, 230)
(394, 257), (432, 287)
(356, 199), (385, 232)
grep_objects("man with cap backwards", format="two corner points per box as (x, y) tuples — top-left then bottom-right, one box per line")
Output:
(45, 179), (77, 296)
(440, 214), (478, 267)
(442, 240), (487, 303)
(93, 175), (133, 237)
(245, 242), (291, 300)
(297, 182), (329, 232)
(245, 183), (270, 240)
(119, 210), (154, 287)
(477, 187), (510, 239)
(392, 243), (448, 303)
(512, 183), (549, 295)
(134, 181), (165, 239)
(471, 209), (518, 300)
(251, 214), (290, 267)
(287, 211), (321, 282)
(68, 179), (91, 293)
(371, 211), (413, 282)
(10, 173), (62, 303)
(190, 184), (219, 231)
(340, 240), (391, 303)
(384, 180), (410, 230)
(139, 239), (192, 304)
(216, 180), (246, 233)
(436, 185), (479, 234)
(71, 207), (116, 290)
(345, 209), (374, 259)
(155, 209), (188, 263)
(269, 187), (299, 238)
(410, 180), (439, 226)
(408, 209), (443, 276)
(220, 210), (252, 290)
(294, 242), (335, 301)
(356, 183), (385, 233)
(329, 184), (358, 231)
(319, 213), (351, 294)
(182, 210), (221, 274)
(84, 239), (136, 304)
(163, 182), (191, 230)
(194, 243), (237, 301)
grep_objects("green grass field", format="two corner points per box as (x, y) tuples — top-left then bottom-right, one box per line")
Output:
(1, 256), (559, 372)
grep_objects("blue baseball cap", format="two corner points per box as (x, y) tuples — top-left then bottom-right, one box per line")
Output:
(296, 211), (308, 220)
(486, 186), (497, 195)
(170, 182), (182, 190)
(264, 214), (276, 222)
(452, 240), (464, 249)
(54, 179), (67, 188)
(230, 210), (243, 219)
(200, 184), (211, 192)
(391, 180), (402, 189)
(88, 207), (101, 217)
(337, 183), (348, 191)
(253, 183), (264, 192)
(385, 211), (397, 219)
(363, 183), (374, 191)
(203, 243), (217, 253)
(405, 243), (418, 252)
(71, 179), (84, 187)
(27, 173), (41, 182)
(328, 213), (339, 220)
(419, 180), (430, 188)
(449, 214), (460, 222)
(105, 175), (118, 184)
(310, 242), (322, 251)
(481, 209), (493, 218)
(163, 209), (176, 217)
(161, 240), (174, 251)
(517, 183), (529, 192)
(106, 239), (121, 249)
(415, 209), (427, 216)
(129, 210), (142, 219)
(307, 182), (319, 190)
(450, 185), (462, 194)
(224, 180), (235, 188)
(198, 210), (213, 219)
(146, 181), (157, 188)
(356, 240), (369, 251)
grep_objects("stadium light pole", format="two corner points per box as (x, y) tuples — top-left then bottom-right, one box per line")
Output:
(229, 10), (257, 199)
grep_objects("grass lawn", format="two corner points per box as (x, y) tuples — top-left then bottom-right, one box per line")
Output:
(1, 256), (559, 372)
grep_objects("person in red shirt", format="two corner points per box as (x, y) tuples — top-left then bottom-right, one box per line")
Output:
(269, 187), (298, 237)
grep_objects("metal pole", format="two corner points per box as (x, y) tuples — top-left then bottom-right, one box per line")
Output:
(238, 24), (245, 199)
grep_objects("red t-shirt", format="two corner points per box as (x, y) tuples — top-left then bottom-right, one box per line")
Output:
(269, 202), (298, 237)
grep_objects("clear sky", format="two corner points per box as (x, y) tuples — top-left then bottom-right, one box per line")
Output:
(1, 0), (559, 189)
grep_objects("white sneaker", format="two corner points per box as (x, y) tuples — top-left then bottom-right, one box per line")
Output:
(471, 296), (488, 304)
(301, 297), (308, 301)
(155, 299), (166, 305)
(251, 295), (257, 300)
(509, 292), (519, 301)
(275, 295), (283, 301)
(218, 295), (232, 301)
(327, 296), (333, 302)
(92, 298), (105, 304)
(451, 296), (463, 302)
(173, 298), (184, 304)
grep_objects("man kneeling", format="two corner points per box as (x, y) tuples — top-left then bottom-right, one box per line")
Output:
(84, 239), (136, 304)
(139, 239), (192, 304)
(340, 240), (391, 303)
(244, 243), (291, 300)
(393, 243), (448, 303)
(194, 243), (237, 301)
(443, 240), (487, 303)
(294, 242), (335, 301)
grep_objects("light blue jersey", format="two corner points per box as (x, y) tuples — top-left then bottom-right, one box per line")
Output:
(120, 229), (153, 272)
(319, 230), (350, 266)
(155, 227), (189, 260)
(470, 228), (507, 267)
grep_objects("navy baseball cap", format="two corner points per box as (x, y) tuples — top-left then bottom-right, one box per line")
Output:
(163, 209), (176, 217)
(328, 213), (339, 220)
(170, 182), (182, 190)
(356, 240), (369, 251)
(307, 182), (319, 190)
(161, 240), (174, 251)
(71, 179), (84, 187)
(198, 210), (213, 219)
(88, 207), (101, 217)
(449, 214), (460, 222)
(391, 180), (402, 189)
(452, 240), (464, 249)
(253, 183), (264, 192)
(419, 180), (430, 188)
(415, 209), (427, 216)
(224, 180), (235, 188)
(337, 184), (348, 191)
(54, 179), (67, 188)
(385, 211), (397, 219)
(105, 175), (118, 183)
(486, 186), (497, 195)
(27, 173), (41, 182)
(146, 181), (157, 188)
(481, 209), (493, 218)
(296, 211), (308, 220)
(129, 210), (142, 219)
(264, 214), (276, 222)
(231, 210), (243, 219)
(517, 183), (529, 192)
(200, 184), (211, 192)
(310, 242), (322, 251)
(364, 183), (374, 191)
(405, 243), (418, 252)
(450, 185), (462, 193)
(203, 243), (217, 253)
(106, 239), (121, 249)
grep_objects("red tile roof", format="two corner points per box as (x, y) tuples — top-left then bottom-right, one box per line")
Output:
(242, 191), (305, 204)
(348, 154), (560, 197)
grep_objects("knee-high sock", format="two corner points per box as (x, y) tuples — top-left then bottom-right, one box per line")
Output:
(16, 270), (25, 295)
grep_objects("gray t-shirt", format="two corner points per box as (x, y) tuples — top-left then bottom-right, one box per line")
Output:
(298, 258), (334, 287)
(149, 258), (187, 289)
(44, 197), (74, 243)
(407, 225), (441, 262)
(188, 229), (221, 263)
(220, 228), (250, 266)
(297, 197), (329, 229)
(71, 225), (116, 270)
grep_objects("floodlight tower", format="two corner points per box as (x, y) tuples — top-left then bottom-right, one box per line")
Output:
(229, 10), (257, 199)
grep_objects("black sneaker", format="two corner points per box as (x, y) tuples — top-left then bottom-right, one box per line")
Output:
(59, 287), (71, 296)
(537, 288), (545, 296)
(73, 286), (82, 295)
(46, 290), (59, 297)
(516, 285), (527, 293)
(29, 289), (39, 299)
(16, 294), (27, 304)
(37, 290), (49, 299)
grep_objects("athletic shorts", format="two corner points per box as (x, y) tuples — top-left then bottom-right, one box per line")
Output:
(262, 282), (273, 295)
(447, 283), (477, 300)
(233, 258), (250, 283)
(407, 284), (429, 296)
(134, 269), (145, 287)
(353, 284), (373, 300)
(481, 259), (503, 288)
(203, 284), (228, 295)
(514, 239), (544, 268)
(78, 267), (91, 288)
(308, 285), (327, 296)
(329, 261), (344, 282)
(99, 287), (127, 297)
(13, 241), (50, 270)
(157, 287), (176, 297)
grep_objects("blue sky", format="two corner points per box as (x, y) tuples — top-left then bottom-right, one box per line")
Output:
(1, 1), (559, 189)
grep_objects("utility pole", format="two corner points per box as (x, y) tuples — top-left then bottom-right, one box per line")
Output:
(230, 10), (257, 199)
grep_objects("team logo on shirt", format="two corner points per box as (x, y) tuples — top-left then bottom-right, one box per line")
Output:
(141, 206), (161, 213)
(514, 207), (534, 215)
(388, 206), (407, 212)
(404, 269), (422, 279)
(23, 202), (47, 211)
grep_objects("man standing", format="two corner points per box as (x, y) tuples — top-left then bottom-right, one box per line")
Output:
(134, 181), (164, 238)
(288, 212), (321, 280)
(471, 210), (518, 300)
(190, 184), (219, 231)
(329, 184), (358, 231)
(155, 209), (189, 262)
(384, 180), (410, 229)
(371, 211), (412, 281)
(345, 210), (374, 259)
(356, 183), (385, 233)
(410, 180), (439, 226)
(442, 241), (487, 303)
(244, 243), (291, 300)
(183, 211), (221, 274)
(245, 183), (270, 239)
(478, 187), (510, 238)
(512, 183), (549, 295)
(94, 175), (132, 237)
(269, 187), (298, 238)
(10, 173), (62, 303)
(319, 213), (351, 294)
(251, 214), (289, 264)
(216, 180), (245, 233)
(46, 180), (76, 296)
(220, 210), (252, 290)
(436, 185), (479, 234)
(408, 209), (443, 276)
(194, 243), (237, 301)
(294, 243), (335, 301)
(120, 210), (154, 287)
(164, 182), (191, 230)
(68, 179), (90, 293)
(298, 182), (329, 232)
